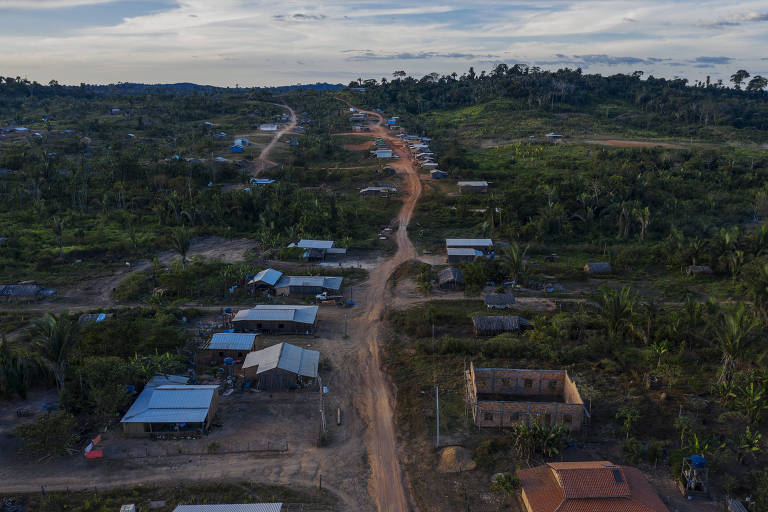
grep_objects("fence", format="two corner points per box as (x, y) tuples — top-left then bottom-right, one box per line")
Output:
(104, 439), (289, 460)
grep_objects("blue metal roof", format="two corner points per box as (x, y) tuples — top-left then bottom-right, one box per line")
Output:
(121, 385), (218, 424)
(250, 268), (283, 286)
(297, 239), (334, 249)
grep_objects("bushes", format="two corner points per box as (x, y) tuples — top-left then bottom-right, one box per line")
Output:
(14, 411), (78, 457)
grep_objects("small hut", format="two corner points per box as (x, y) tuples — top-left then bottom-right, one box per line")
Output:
(484, 293), (516, 309)
(438, 267), (464, 290)
(584, 262), (611, 274)
(686, 265), (713, 276)
(472, 315), (530, 336)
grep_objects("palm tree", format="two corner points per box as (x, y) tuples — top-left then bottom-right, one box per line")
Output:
(170, 226), (192, 270)
(499, 243), (528, 284)
(714, 303), (759, 385)
(50, 216), (65, 259)
(31, 313), (77, 391)
(634, 206), (651, 241)
(594, 286), (635, 345)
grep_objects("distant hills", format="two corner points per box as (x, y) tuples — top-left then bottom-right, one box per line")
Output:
(80, 82), (345, 94)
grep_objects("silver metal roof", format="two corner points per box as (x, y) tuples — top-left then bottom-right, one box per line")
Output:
(445, 238), (493, 247)
(121, 385), (218, 424)
(233, 305), (319, 325)
(250, 268), (283, 286)
(274, 276), (342, 291)
(242, 342), (319, 378)
(458, 181), (489, 186)
(173, 504), (282, 512)
(207, 333), (257, 351)
(447, 247), (482, 256)
(297, 239), (334, 249)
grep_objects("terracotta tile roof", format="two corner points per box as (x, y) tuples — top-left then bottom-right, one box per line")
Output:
(517, 461), (668, 512)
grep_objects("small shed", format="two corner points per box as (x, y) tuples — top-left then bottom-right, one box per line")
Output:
(242, 342), (319, 390)
(360, 186), (397, 197)
(584, 262), (612, 274)
(373, 149), (393, 159)
(438, 267), (464, 290)
(458, 181), (488, 194)
(686, 265), (713, 276)
(485, 293), (516, 309)
(472, 315), (530, 336)
(260, 124), (278, 131)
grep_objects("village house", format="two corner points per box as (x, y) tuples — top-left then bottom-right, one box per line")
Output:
(484, 293), (516, 309)
(242, 342), (319, 390)
(472, 315), (530, 335)
(438, 267), (464, 290)
(232, 305), (319, 334)
(293, 239), (335, 260)
(430, 169), (448, 179)
(458, 180), (489, 194)
(446, 247), (482, 264)
(545, 132), (564, 143)
(248, 268), (283, 290)
(250, 178), (275, 186)
(517, 461), (667, 512)
(584, 262), (612, 274)
(260, 124), (278, 131)
(204, 332), (258, 361)
(466, 363), (588, 430)
(445, 238), (494, 253)
(360, 186), (398, 197)
(273, 275), (342, 297)
(373, 148), (393, 159)
(686, 265), (713, 276)
(120, 383), (219, 437)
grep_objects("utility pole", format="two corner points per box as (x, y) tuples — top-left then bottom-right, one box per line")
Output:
(435, 385), (440, 449)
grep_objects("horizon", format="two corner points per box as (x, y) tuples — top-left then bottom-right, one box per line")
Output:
(1, 0), (767, 87)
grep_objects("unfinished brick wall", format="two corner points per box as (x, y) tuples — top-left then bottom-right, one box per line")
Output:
(467, 363), (586, 430)
(472, 367), (567, 397)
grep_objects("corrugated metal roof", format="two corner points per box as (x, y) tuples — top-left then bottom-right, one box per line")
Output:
(458, 181), (488, 187)
(446, 247), (482, 256)
(472, 315), (529, 332)
(0, 284), (44, 297)
(242, 342), (319, 378)
(250, 268), (283, 286)
(274, 276), (342, 291)
(438, 267), (464, 285)
(173, 505), (282, 512)
(233, 305), (319, 325)
(121, 385), (218, 424)
(297, 239), (334, 249)
(445, 238), (493, 247)
(208, 333), (257, 351)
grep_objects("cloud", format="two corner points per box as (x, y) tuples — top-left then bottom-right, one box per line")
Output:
(0, 0), (117, 7)
(273, 13), (326, 22)
(702, 11), (768, 27)
(573, 54), (647, 66)
(691, 56), (733, 64)
(346, 50), (499, 61)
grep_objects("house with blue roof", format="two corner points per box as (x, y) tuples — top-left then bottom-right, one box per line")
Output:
(120, 383), (219, 436)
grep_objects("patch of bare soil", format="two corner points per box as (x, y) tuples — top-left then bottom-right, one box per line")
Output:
(343, 142), (372, 151)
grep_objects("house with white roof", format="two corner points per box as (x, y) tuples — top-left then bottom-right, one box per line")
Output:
(232, 305), (319, 334)
(445, 238), (494, 253)
(274, 275), (343, 297)
(120, 383), (219, 436)
(242, 342), (320, 390)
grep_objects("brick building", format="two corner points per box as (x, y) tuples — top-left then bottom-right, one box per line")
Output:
(466, 363), (588, 430)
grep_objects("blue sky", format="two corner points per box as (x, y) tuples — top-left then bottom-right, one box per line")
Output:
(1, 0), (767, 86)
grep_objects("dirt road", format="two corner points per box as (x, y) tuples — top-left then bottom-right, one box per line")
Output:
(349, 109), (421, 511)
(253, 103), (297, 175)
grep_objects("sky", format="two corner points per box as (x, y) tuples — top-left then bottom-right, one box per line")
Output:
(1, 0), (767, 87)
